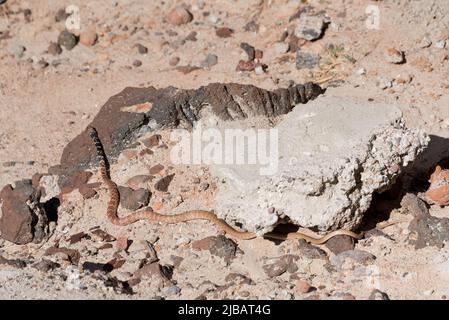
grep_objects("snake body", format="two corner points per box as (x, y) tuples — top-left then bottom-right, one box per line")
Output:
(88, 126), (362, 244)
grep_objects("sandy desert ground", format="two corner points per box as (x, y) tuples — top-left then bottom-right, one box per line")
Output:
(2, 0), (449, 300)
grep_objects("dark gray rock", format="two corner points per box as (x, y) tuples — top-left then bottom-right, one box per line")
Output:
(117, 186), (151, 210)
(191, 235), (238, 263)
(58, 30), (78, 50)
(296, 51), (320, 69)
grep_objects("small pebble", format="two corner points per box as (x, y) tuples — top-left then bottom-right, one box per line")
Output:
(55, 8), (70, 22)
(295, 14), (325, 40)
(395, 73), (413, 84)
(8, 44), (26, 58)
(136, 43), (148, 54)
(368, 289), (390, 300)
(423, 289), (434, 296)
(296, 279), (312, 294)
(115, 235), (129, 251)
(236, 59), (256, 72)
(142, 134), (161, 148)
(280, 30), (288, 42)
(165, 285), (181, 295)
(169, 56), (180, 66)
(196, 0), (205, 9)
(384, 48), (405, 64)
(199, 182), (209, 191)
(419, 36), (432, 48)
(296, 50), (320, 69)
(274, 42), (289, 54)
(38, 59), (49, 69)
(376, 77), (393, 89)
(243, 20), (259, 32)
(21, 8), (31, 22)
(240, 42), (255, 61)
(355, 67), (366, 76)
(3, 161), (16, 167)
(185, 31), (197, 41)
(149, 164), (164, 175)
(133, 59), (142, 67)
(208, 15), (219, 24)
(435, 40), (446, 49)
(166, 6), (193, 26)
(48, 42), (62, 55)
(126, 175), (151, 189)
(254, 65), (265, 75)
(200, 53), (218, 68)
(216, 27), (233, 38)
(342, 293), (356, 300)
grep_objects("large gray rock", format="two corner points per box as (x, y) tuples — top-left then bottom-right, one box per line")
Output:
(211, 95), (429, 234)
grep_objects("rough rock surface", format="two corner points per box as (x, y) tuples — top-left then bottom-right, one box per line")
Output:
(212, 95), (429, 234)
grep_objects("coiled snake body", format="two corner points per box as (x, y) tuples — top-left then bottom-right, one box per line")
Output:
(88, 126), (362, 244)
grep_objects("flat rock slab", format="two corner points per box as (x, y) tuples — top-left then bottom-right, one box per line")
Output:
(212, 95), (429, 234)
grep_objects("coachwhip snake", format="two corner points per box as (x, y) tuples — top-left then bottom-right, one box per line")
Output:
(88, 126), (362, 244)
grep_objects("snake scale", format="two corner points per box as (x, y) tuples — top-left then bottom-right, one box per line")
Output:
(88, 126), (362, 244)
